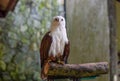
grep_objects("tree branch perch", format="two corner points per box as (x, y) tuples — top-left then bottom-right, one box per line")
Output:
(44, 62), (109, 79)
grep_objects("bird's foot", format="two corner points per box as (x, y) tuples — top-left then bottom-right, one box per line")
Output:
(48, 59), (52, 63)
(57, 60), (65, 65)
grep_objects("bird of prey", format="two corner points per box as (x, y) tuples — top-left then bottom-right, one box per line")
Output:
(40, 16), (70, 81)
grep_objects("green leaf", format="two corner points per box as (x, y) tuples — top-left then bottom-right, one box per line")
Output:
(0, 60), (6, 71)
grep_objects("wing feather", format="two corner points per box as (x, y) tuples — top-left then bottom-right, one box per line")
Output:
(40, 32), (52, 68)
(63, 41), (70, 64)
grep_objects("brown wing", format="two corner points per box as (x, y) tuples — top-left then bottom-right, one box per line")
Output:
(40, 32), (52, 68)
(63, 41), (70, 64)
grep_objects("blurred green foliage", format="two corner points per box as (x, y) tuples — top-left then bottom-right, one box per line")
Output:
(0, 0), (64, 81)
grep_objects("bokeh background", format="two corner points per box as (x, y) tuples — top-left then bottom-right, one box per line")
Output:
(66, 0), (109, 81)
(0, 0), (64, 81)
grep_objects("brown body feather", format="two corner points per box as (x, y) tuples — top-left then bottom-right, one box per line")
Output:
(40, 32), (52, 68)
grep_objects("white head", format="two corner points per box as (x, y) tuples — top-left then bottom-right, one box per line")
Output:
(49, 16), (68, 57)
(50, 16), (66, 31)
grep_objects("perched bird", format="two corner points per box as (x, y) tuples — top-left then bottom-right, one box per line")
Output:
(40, 16), (70, 81)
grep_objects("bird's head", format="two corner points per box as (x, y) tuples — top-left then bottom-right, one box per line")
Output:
(50, 16), (66, 31)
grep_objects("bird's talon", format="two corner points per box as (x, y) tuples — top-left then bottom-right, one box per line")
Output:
(48, 59), (52, 62)
(58, 61), (65, 65)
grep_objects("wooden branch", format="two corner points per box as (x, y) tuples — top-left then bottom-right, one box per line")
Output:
(44, 62), (109, 79)
(117, 0), (120, 3)
(0, 0), (18, 18)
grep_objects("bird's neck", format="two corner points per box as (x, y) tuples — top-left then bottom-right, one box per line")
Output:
(50, 24), (65, 32)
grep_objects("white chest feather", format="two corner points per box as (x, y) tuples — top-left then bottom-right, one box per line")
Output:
(49, 27), (68, 57)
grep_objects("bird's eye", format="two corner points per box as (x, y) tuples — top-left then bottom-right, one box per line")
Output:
(55, 18), (59, 21)
(61, 19), (63, 21)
